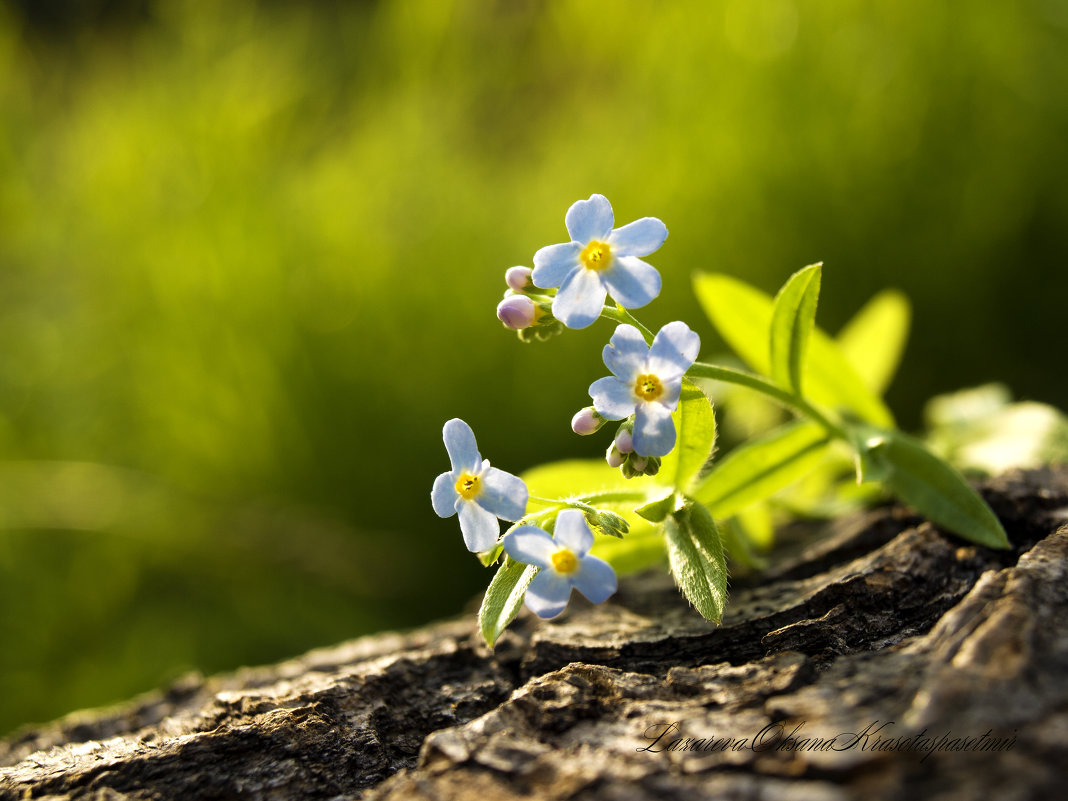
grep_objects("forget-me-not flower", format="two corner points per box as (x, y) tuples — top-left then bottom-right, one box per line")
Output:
(503, 509), (617, 619)
(532, 194), (668, 329)
(432, 418), (528, 552)
(589, 322), (701, 457)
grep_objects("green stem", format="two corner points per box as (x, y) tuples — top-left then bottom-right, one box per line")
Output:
(528, 489), (648, 509)
(595, 306), (846, 445)
(599, 305), (655, 343)
(527, 495), (563, 507)
(567, 489), (648, 505)
(687, 361), (848, 441)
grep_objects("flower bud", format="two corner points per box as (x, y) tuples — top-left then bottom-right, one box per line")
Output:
(505, 265), (533, 292)
(595, 510), (630, 537)
(641, 456), (662, 477)
(630, 455), (648, 473)
(497, 295), (537, 330)
(606, 443), (626, 468)
(571, 407), (606, 436)
(614, 428), (634, 454)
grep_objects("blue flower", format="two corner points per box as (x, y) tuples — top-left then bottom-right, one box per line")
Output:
(532, 194), (668, 329)
(431, 418), (528, 552)
(588, 322), (700, 457)
(503, 509), (617, 619)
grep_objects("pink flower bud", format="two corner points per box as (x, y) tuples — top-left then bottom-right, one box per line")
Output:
(497, 295), (537, 330)
(614, 429), (634, 454)
(606, 443), (625, 468)
(505, 266), (533, 292)
(571, 407), (605, 436)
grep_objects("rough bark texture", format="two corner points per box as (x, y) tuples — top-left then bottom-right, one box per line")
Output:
(3, 467), (1068, 800)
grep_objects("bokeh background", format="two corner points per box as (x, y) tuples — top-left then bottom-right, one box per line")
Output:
(1, 0), (1066, 735)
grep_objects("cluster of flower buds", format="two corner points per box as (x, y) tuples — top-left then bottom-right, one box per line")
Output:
(605, 425), (662, 478)
(496, 266), (564, 343)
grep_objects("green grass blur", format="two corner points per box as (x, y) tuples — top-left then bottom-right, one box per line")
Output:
(1, 0), (1066, 735)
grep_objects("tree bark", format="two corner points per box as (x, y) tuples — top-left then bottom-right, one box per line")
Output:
(3, 467), (1068, 800)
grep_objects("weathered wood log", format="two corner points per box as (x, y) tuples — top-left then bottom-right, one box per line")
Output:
(3, 467), (1068, 800)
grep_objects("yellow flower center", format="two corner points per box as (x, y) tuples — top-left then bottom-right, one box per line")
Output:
(551, 548), (579, 575)
(580, 240), (612, 271)
(455, 472), (482, 501)
(634, 373), (664, 401)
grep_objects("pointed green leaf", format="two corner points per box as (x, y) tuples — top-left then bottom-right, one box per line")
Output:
(769, 263), (822, 394)
(478, 557), (538, 648)
(664, 501), (728, 623)
(862, 429), (1009, 549)
(692, 420), (830, 518)
(658, 378), (717, 493)
(635, 491), (677, 523)
(693, 272), (894, 427)
(837, 289), (911, 395)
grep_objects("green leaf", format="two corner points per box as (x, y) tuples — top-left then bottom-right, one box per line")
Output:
(837, 289), (911, 395)
(658, 378), (717, 493)
(769, 263), (822, 394)
(591, 528), (667, 576)
(477, 542), (503, 567)
(861, 428), (1009, 549)
(478, 557), (538, 648)
(521, 458), (638, 503)
(664, 501), (728, 623)
(693, 272), (894, 427)
(692, 420), (830, 518)
(634, 491), (677, 523)
(848, 428), (892, 484)
(720, 516), (769, 571)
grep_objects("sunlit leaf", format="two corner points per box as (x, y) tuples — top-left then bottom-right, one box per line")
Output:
(478, 557), (538, 648)
(521, 459), (639, 506)
(720, 516), (769, 571)
(859, 428), (1009, 549)
(769, 263), (822, 394)
(591, 528), (667, 576)
(664, 501), (728, 623)
(837, 289), (911, 395)
(693, 420), (830, 518)
(635, 491), (677, 523)
(658, 378), (716, 493)
(693, 273), (894, 427)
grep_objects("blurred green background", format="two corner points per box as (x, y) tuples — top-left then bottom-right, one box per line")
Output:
(1, 0), (1066, 735)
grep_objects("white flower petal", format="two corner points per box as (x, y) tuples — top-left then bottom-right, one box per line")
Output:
(602, 323), (648, 382)
(479, 466), (528, 521)
(572, 555), (617, 604)
(524, 568), (573, 619)
(608, 217), (668, 258)
(589, 376), (636, 420)
(443, 418), (481, 474)
(457, 499), (500, 552)
(553, 509), (594, 556)
(647, 321), (701, 381)
(602, 256), (661, 309)
(565, 194), (614, 243)
(532, 242), (581, 288)
(553, 267), (607, 329)
(431, 471), (458, 518)
(503, 525), (556, 568)
(633, 402), (677, 457)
